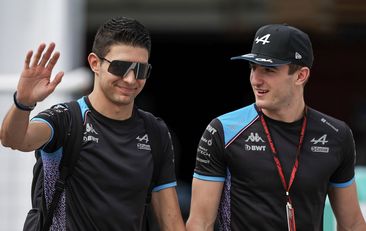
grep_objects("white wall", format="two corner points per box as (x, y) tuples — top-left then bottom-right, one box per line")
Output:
(0, 0), (85, 74)
(0, 0), (90, 230)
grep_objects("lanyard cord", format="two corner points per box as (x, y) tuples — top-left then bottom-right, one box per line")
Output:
(259, 109), (307, 203)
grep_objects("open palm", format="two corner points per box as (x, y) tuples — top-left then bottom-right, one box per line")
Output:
(16, 43), (64, 105)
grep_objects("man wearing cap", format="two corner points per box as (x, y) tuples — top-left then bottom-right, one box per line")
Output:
(186, 24), (366, 231)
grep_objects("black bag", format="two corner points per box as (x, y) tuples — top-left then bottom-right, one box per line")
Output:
(23, 101), (83, 231)
(23, 100), (165, 231)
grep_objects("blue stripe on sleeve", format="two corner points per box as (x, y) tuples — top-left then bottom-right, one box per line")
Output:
(152, 182), (177, 192)
(193, 173), (225, 182)
(329, 177), (354, 188)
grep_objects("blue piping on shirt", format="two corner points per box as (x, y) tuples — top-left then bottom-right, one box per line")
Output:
(329, 177), (354, 188)
(152, 182), (177, 192)
(77, 97), (89, 121)
(193, 173), (225, 182)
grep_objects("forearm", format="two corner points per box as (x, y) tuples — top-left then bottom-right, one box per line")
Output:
(152, 188), (186, 231)
(353, 222), (366, 231)
(1, 105), (31, 150)
(157, 212), (185, 231)
(337, 218), (366, 231)
(186, 179), (222, 231)
(186, 218), (215, 231)
(352, 222), (366, 231)
(329, 184), (366, 231)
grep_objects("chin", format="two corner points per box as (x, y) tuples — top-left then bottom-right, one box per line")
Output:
(254, 99), (266, 109)
(119, 98), (134, 106)
(111, 95), (134, 105)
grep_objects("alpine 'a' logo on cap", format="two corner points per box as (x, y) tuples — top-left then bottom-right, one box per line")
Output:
(255, 34), (271, 45)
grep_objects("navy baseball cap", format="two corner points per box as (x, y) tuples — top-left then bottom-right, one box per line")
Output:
(231, 24), (314, 68)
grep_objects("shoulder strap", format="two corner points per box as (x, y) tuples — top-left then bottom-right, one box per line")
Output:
(31, 151), (44, 208)
(138, 109), (164, 204)
(42, 101), (83, 231)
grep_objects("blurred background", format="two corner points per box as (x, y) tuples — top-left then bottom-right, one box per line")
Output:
(0, 0), (366, 230)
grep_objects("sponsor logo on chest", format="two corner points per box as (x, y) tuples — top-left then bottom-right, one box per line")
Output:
(136, 134), (151, 151)
(310, 134), (330, 153)
(83, 123), (99, 143)
(244, 132), (266, 152)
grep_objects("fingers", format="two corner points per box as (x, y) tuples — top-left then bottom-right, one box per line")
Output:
(46, 51), (60, 71)
(30, 43), (46, 67)
(24, 50), (33, 70)
(29, 42), (59, 68)
(48, 71), (64, 90)
(39, 43), (56, 67)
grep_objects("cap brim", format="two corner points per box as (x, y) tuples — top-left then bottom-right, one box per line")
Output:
(230, 53), (291, 67)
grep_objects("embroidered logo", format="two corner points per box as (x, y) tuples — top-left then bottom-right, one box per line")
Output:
(136, 134), (151, 151)
(310, 134), (329, 153)
(83, 123), (99, 143)
(196, 145), (211, 164)
(200, 136), (213, 146)
(311, 134), (328, 145)
(206, 124), (217, 135)
(86, 123), (98, 134)
(255, 34), (271, 45)
(136, 134), (149, 143)
(245, 132), (265, 143)
(320, 118), (339, 132)
(244, 132), (266, 152)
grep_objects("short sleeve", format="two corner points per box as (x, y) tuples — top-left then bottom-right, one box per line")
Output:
(31, 103), (70, 152)
(329, 125), (356, 186)
(152, 119), (177, 192)
(193, 118), (227, 182)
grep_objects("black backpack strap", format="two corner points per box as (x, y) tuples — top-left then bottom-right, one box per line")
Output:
(42, 101), (83, 231)
(138, 109), (165, 204)
(31, 151), (44, 208)
(138, 109), (166, 231)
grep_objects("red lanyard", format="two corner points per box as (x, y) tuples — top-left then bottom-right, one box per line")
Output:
(259, 109), (307, 231)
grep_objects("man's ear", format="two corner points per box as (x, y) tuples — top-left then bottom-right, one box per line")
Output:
(88, 53), (100, 74)
(296, 67), (310, 86)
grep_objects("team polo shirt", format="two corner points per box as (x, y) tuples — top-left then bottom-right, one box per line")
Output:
(32, 96), (177, 231)
(194, 103), (356, 231)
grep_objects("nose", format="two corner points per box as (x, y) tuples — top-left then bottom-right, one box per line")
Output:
(122, 70), (137, 83)
(250, 69), (264, 86)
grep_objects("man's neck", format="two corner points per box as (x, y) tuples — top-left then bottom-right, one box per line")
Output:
(261, 101), (306, 123)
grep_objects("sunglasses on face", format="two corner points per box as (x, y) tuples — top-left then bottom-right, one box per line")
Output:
(99, 57), (152, 80)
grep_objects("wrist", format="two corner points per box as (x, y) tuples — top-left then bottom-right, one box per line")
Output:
(13, 91), (37, 111)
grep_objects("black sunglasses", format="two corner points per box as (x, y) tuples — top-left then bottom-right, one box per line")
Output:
(99, 57), (152, 80)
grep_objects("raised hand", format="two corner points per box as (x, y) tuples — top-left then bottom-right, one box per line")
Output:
(16, 42), (64, 106)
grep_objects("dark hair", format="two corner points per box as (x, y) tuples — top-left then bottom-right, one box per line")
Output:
(288, 63), (303, 75)
(92, 16), (151, 58)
